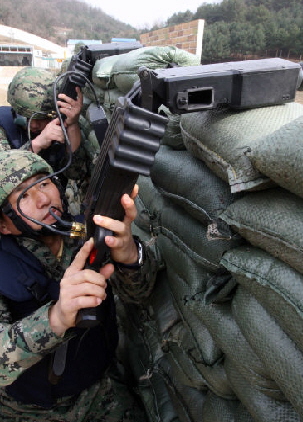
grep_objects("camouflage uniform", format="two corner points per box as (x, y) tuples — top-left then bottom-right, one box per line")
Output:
(0, 235), (149, 422)
(0, 150), (158, 421)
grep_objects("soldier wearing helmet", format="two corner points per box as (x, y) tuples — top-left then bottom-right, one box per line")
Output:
(0, 66), (83, 169)
(0, 66), (101, 219)
(0, 149), (148, 421)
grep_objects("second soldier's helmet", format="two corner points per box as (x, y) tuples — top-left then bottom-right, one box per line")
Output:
(7, 67), (56, 119)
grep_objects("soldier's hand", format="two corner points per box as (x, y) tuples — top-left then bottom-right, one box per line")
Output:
(31, 118), (65, 152)
(49, 238), (114, 336)
(93, 184), (139, 265)
(57, 87), (83, 126)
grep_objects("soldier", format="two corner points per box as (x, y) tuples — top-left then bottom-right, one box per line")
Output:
(0, 149), (148, 422)
(0, 66), (99, 217)
(0, 66), (83, 160)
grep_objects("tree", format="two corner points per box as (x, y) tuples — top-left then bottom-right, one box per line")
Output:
(248, 24), (266, 53)
(246, 5), (271, 25)
(167, 10), (194, 26)
(220, 0), (246, 22)
(194, 2), (224, 24)
(202, 22), (231, 61)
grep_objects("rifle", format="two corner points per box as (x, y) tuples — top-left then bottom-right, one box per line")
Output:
(59, 52), (301, 327)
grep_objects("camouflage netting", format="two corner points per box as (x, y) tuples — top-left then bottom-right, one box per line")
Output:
(85, 46), (303, 421)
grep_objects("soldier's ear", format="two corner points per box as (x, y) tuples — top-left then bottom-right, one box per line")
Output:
(0, 215), (12, 235)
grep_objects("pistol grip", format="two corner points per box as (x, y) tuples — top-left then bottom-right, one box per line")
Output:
(75, 227), (113, 328)
(75, 305), (104, 328)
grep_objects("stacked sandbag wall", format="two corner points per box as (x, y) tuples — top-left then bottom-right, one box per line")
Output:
(84, 46), (303, 421)
(175, 102), (303, 421)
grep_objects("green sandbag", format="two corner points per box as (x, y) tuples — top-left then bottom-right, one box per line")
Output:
(122, 308), (182, 422)
(186, 299), (284, 401)
(164, 262), (222, 365)
(134, 229), (233, 397)
(221, 246), (303, 353)
(159, 355), (207, 422)
(220, 187), (303, 274)
(164, 324), (208, 390)
(149, 271), (181, 336)
(180, 102), (303, 193)
(143, 272), (209, 391)
(138, 372), (186, 422)
(232, 286), (303, 418)
(124, 302), (203, 422)
(125, 268), (230, 398)
(248, 115), (303, 199)
(225, 358), (302, 422)
(82, 82), (105, 102)
(136, 216), (234, 370)
(135, 176), (242, 272)
(92, 54), (120, 89)
(202, 392), (254, 422)
(111, 46), (200, 94)
(164, 267), (234, 399)
(159, 107), (185, 150)
(151, 145), (235, 230)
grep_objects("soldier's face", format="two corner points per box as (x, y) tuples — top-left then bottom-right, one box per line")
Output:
(29, 118), (52, 135)
(0, 174), (63, 235)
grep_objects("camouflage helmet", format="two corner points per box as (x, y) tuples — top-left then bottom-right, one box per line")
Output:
(0, 150), (53, 207)
(7, 67), (56, 119)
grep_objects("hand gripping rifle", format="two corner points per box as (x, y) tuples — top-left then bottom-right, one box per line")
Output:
(51, 42), (144, 166)
(61, 54), (301, 327)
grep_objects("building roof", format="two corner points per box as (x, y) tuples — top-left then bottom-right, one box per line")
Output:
(0, 24), (65, 55)
(67, 39), (102, 45)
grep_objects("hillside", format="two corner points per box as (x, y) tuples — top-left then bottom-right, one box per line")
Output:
(0, 0), (140, 45)
(0, 0), (301, 64)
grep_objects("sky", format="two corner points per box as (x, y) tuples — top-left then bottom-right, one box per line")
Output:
(83, 0), (219, 29)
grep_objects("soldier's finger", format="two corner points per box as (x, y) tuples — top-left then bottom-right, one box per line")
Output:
(69, 238), (94, 271)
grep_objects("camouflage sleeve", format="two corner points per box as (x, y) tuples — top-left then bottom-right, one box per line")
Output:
(18, 141), (32, 151)
(64, 141), (88, 180)
(64, 115), (99, 180)
(0, 298), (68, 386)
(110, 238), (165, 305)
(0, 127), (11, 151)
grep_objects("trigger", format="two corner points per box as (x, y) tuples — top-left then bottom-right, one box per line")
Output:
(89, 247), (98, 265)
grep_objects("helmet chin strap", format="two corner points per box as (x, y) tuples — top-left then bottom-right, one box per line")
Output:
(1, 201), (74, 239)
(1, 177), (73, 239)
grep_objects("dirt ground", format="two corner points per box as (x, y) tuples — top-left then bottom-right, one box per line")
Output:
(0, 66), (24, 105)
(1, 66), (303, 106)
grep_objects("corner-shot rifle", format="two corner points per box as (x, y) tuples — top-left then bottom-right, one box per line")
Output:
(58, 47), (301, 326)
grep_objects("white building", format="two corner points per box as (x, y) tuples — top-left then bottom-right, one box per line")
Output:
(0, 24), (66, 69)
